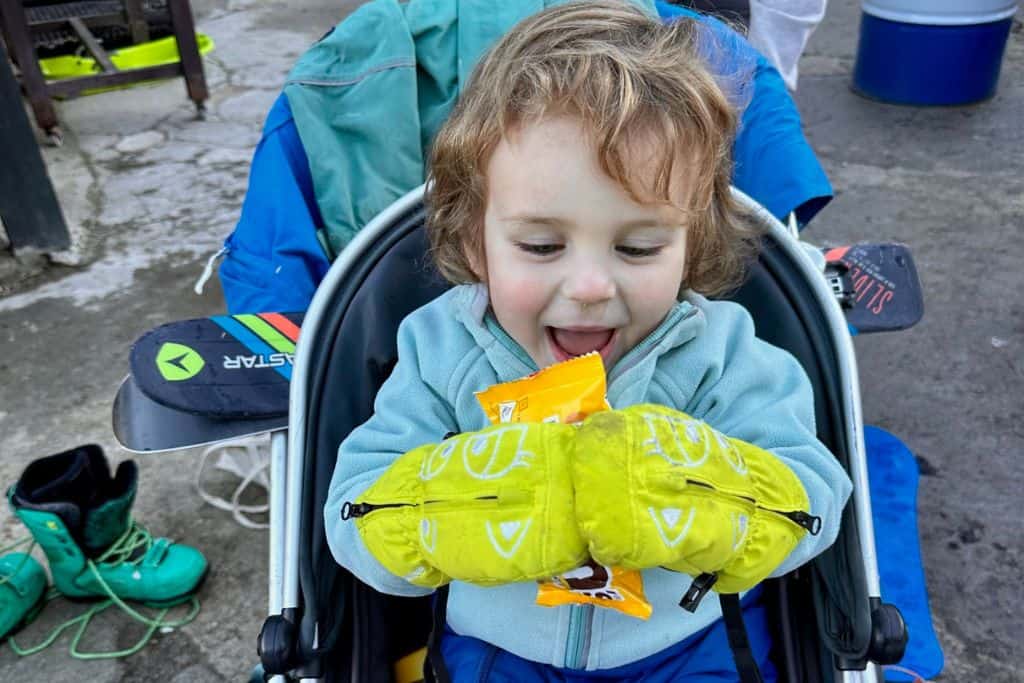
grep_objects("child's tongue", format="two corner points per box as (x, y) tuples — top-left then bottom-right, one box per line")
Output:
(551, 328), (613, 356)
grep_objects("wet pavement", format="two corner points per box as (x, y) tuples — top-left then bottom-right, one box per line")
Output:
(1, 1), (1021, 680)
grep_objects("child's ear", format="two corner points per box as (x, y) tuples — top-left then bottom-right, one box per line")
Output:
(463, 234), (487, 281)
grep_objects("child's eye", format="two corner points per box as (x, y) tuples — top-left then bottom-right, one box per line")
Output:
(616, 245), (664, 258)
(515, 242), (564, 256)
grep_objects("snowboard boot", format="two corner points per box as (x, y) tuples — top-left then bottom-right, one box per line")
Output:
(9, 444), (208, 606)
(0, 553), (47, 640)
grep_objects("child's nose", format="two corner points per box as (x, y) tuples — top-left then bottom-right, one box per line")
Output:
(563, 267), (616, 306)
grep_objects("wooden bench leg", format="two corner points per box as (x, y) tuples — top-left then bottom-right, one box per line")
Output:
(0, 0), (58, 136)
(165, 0), (208, 114)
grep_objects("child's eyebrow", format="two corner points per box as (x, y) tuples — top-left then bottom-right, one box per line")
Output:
(500, 214), (567, 227)
(618, 220), (676, 231)
(502, 215), (674, 230)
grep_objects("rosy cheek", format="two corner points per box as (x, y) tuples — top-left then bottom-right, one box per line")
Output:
(635, 280), (670, 304)
(626, 267), (682, 320)
(490, 272), (548, 318)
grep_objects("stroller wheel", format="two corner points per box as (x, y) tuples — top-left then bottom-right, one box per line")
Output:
(868, 602), (909, 665)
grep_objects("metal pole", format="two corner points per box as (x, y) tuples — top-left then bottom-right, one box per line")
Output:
(267, 430), (288, 683)
(268, 430), (288, 615)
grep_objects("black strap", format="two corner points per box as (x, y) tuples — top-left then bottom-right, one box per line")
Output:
(719, 593), (765, 683)
(423, 585), (451, 683)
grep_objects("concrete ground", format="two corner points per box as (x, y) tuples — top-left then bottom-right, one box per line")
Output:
(0, 0), (1021, 680)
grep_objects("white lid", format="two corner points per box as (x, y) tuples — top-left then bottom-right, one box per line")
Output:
(863, 0), (1018, 25)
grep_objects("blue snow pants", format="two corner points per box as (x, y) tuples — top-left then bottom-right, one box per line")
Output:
(440, 588), (777, 682)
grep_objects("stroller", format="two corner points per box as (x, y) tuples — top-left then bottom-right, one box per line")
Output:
(240, 185), (911, 683)
(113, 2), (924, 681)
(115, 184), (915, 682)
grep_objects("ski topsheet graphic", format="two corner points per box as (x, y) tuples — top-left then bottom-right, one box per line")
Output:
(824, 243), (924, 334)
(130, 312), (303, 419)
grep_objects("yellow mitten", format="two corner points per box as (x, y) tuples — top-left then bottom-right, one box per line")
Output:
(343, 423), (588, 587)
(574, 404), (820, 596)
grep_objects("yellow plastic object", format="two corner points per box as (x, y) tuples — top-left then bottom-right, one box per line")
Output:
(392, 647), (426, 683)
(38, 33), (214, 93)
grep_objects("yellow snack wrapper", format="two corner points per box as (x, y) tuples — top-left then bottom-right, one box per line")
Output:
(475, 353), (653, 620)
(476, 353), (610, 425)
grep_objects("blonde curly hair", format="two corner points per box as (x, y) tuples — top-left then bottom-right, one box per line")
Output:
(426, 0), (760, 296)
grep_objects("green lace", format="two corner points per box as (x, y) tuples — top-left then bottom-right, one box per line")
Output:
(1, 522), (202, 660)
(96, 519), (154, 566)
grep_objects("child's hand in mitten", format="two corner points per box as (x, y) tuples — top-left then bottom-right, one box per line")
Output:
(344, 422), (588, 587)
(573, 404), (820, 594)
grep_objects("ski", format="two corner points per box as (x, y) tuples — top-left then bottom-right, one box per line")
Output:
(114, 312), (302, 453)
(823, 242), (923, 334)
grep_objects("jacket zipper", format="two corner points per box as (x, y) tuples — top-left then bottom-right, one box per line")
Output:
(484, 316), (538, 371)
(607, 304), (698, 385)
(564, 603), (592, 669)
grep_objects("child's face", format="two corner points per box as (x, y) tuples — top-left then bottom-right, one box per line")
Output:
(478, 115), (691, 370)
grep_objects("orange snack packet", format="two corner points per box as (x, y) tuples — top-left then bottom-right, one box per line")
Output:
(475, 353), (653, 620)
(476, 353), (610, 425)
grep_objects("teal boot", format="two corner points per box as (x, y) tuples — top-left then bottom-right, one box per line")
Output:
(10, 445), (208, 606)
(0, 553), (47, 640)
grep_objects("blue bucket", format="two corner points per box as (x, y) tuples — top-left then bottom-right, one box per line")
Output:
(852, 1), (1018, 105)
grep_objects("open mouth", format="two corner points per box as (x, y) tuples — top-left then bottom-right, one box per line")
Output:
(546, 327), (618, 364)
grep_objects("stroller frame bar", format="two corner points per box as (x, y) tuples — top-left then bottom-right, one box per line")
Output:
(268, 185), (883, 683)
(283, 184), (429, 614)
(269, 430), (288, 616)
(743, 201), (882, 599)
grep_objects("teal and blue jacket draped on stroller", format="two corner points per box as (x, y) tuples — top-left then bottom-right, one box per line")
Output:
(217, 1), (831, 315)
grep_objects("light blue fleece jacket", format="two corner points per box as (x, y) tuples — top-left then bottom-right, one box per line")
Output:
(324, 285), (852, 670)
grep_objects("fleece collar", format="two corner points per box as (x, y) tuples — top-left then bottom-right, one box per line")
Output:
(447, 284), (708, 395)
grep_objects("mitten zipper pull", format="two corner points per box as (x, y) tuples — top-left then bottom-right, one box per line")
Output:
(777, 510), (822, 534)
(340, 501), (413, 520)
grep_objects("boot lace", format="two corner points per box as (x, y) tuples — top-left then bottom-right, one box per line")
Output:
(1, 525), (201, 660)
(95, 519), (154, 566)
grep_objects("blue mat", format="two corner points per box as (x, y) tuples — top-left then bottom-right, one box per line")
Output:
(866, 426), (944, 681)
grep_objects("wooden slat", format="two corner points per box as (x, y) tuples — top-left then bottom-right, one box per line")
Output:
(68, 17), (116, 73)
(24, 1), (124, 24)
(123, 0), (149, 44)
(46, 62), (181, 97)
